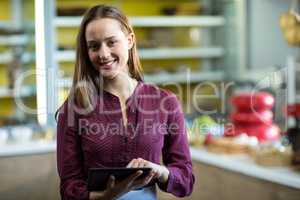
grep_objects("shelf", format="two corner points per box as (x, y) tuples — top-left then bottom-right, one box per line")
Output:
(0, 21), (35, 30)
(0, 52), (35, 64)
(130, 16), (225, 27)
(54, 16), (226, 27)
(0, 140), (56, 157)
(144, 71), (224, 84)
(0, 21), (11, 29)
(139, 47), (224, 59)
(0, 35), (30, 46)
(56, 47), (224, 62)
(0, 86), (36, 98)
(58, 71), (224, 88)
(235, 67), (283, 84)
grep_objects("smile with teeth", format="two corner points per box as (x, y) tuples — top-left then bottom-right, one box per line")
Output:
(99, 59), (116, 69)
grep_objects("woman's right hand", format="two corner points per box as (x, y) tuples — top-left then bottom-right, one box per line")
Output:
(89, 170), (155, 200)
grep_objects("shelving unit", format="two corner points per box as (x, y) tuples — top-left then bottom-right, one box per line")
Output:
(55, 47), (225, 62)
(36, 0), (246, 125)
(33, 0), (251, 125)
(0, 34), (30, 46)
(54, 13), (226, 87)
(58, 71), (225, 88)
(0, 0), (37, 123)
(0, 85), (36, 98)
(0, 21), (11, 29)
(0, 51), (35, 64)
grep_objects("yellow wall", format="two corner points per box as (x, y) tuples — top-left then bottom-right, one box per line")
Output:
(0, 0), (10, 20)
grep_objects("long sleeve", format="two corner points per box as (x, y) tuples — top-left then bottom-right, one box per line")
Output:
(158, 93), (195, 197)
(57, 102), (89, 200)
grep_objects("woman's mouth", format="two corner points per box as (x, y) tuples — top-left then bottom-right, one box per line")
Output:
(99, 59), (116, 70)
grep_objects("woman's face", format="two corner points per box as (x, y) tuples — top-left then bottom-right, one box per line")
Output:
(85, 18), (134, 79)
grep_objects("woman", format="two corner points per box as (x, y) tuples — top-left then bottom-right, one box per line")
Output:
(57, 5), (194, 200)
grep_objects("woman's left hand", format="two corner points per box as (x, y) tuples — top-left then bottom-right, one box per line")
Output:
(126, 158), (169, 184)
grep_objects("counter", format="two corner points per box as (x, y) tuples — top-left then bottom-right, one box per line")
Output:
(159, 147), (300, 200)
(1, 142), (299, 189)
(190, 147), (300, 189)
(0, 143), (299, 200)
(0, 140), (56, 157)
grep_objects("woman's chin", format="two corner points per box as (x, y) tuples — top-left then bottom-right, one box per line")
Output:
(100, 71), (119, 80)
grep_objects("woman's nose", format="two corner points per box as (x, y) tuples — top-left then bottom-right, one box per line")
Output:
(98, 45), (110, 60)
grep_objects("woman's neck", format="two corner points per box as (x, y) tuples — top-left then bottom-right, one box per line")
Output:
(102, 73), (138, 99)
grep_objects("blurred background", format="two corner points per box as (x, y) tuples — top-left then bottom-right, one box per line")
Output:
(0, 0), (300, 199)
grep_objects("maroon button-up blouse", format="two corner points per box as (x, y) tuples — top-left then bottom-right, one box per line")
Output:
(57, 81), (195, 200)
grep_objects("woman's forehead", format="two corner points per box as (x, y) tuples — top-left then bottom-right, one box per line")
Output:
(85, 18), (124, 39)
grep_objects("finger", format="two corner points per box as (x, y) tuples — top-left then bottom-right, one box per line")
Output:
(124, 170), (143, 184)
(126, 159), (135, 168)
(132, 170), (143, 180)
(119, 170), (142, 189)
(133, 159), (141, 168)
(144, 172), (155, 183)
(153, 171), (160, 179)
(134, 172), (155, 187)
(137, 158), (145, 168)
(107, 175), (115, 189)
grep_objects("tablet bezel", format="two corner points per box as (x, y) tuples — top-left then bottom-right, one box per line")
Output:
(87, 167), (152, 191)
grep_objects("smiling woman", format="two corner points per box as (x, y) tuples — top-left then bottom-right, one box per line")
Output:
(56, 4), (195, 200)
(71, 5), (143, 111)
(85, 18), (134, 80)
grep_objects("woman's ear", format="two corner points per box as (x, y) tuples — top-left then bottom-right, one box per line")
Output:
(127, 33), (134, 49)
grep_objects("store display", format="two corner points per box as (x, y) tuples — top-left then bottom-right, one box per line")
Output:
(285, 103), (300, 166)
(253, 142), (292, 167)
(234, 124), (280, 142)
(205, 134), (257, 154)
(230, 110), (273, 125)
(10, 126), (33, 143)
(231, 92), (275, 111)
(6, 46), (23, 89)
(188, 115), (217, 147)
(279, 0), (300, 46)
(148, 27), (201, 48)
(229, 92), (280, 142)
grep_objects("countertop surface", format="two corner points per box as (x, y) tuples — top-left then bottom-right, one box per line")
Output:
(0, 141), (56, 157)
(1, 141), (299, 189)
(190, 147), (300, 189)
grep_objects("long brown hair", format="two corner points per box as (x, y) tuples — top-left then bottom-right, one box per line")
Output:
(70, 5), (143, 110)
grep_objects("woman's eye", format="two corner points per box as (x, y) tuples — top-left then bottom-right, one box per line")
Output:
(107, 40), (117, 47)
(88, 44), (98, 51)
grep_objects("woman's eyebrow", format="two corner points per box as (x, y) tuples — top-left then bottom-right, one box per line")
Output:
(87, 36), (116, 44)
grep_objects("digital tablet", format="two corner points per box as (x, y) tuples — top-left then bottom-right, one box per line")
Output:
(87, 167), (152, 191)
